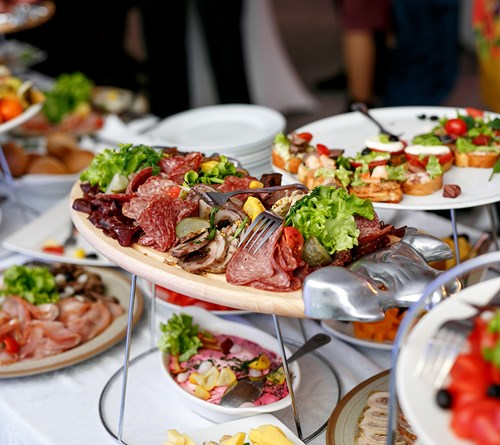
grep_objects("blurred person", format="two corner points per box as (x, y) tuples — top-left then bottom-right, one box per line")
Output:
(139, 0), (251, 118)
(473, 0), (500, 112)
(382, 0), (460, 106)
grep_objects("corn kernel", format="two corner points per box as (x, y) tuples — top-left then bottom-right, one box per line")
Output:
(73, 248), (86, 259)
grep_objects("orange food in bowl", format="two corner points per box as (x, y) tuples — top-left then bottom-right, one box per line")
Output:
(352, 308), (406, 343)
(0, 97), (24, 122)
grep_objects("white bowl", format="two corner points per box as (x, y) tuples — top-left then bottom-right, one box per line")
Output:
(158, 306), (301, 422)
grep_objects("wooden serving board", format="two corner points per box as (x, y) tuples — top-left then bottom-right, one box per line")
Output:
(69, 183), (306, 318)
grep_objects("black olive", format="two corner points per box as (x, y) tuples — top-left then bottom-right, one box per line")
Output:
(389, 135), (399, 142)
(436, 388), (452, 409)
(430, 115), (439, 121)
(86, 253), (99, 259)
(361, 148), (372, 155)
(417, 114), (426, 120)
(487, 384), (500, 397)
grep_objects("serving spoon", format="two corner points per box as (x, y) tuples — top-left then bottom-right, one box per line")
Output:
(219, 332), (331, 407)
(350, 102), (402, 140)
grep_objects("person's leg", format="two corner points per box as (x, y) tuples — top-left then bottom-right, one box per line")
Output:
(139, 1), (190, 117)
(195, 0), (251, 104)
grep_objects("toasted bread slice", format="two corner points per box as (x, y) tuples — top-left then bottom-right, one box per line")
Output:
(349, 181), (403, 203)
(271, 150), (302, 173)
(402, 173), (443, 196)
(454, 150), (499, 168)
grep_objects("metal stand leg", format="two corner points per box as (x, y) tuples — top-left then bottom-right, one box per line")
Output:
(449, 208), (460, 265)
(117, 274), (137, 442)
(486, 204), (499, 251)
(272, 314), (303, 440)
(150, 281), (157, 348)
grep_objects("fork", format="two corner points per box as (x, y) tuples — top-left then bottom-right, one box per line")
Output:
(350, 102), (401, 140)
(238, 211), (284, 254)
(197, 183), (308, 207)
(416, 287), (500, 388)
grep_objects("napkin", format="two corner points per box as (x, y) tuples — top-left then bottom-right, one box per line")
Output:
(93, 114), (162, 147)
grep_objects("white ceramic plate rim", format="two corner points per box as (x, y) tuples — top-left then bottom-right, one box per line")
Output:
(138, 278), (252, 316)
(188, 413), (305, 444)
(397, 276), (500, 445)
(278, 106), (500, 211)
(145, 104), (285, 151)
(321, 320), (393, 351)
(2, 197), (114, 266)
(0, 266), (143, 378)
(0, 102), (42, 134)
(159, 306), (301, 417)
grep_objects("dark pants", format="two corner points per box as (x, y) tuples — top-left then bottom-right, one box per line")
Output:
(139, 0), (251, 118)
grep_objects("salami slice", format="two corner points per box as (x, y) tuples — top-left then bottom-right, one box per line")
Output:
(160, 152), (203, 184)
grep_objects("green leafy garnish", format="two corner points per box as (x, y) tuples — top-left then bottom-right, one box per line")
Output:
(183, 155), (243, 185)
(0, 265), (59, 305)
(42, 72), (93, 123)
(80, 143), (162, 191)
(411, 133), (443, 146)
(157, 313), (203, 362)
(425, 155), (443, 179)
(285, 186), (374, 254)
(489, 157), (500, 181)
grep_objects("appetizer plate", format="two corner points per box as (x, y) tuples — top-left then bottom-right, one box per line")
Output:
(2, 197), (114, 267)
(326, 370), (390, 445)
(159, 307), (301, 422)
(138, 278), (252, 316)
(397, 276), (500, 445)
(0, 102), (42, 135)
(70, 183), (306, 317)
(0, 266), (143, 378)
(144, 104), (285, 153)
(278, 106), (500, 211)
(321, 320), (392, 351)
(188, 413), (305, 445)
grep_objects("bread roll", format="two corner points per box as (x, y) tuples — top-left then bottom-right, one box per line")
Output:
(46, 132), (79, 161)
(26, 155), (68, 174)
(1, 141), (29, 177)
(62, 150), (94, 173)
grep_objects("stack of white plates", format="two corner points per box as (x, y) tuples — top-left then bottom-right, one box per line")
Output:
(143, 104), (285, 177)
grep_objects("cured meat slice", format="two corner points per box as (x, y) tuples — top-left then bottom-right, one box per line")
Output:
(217, 175), (257, 193)
(137, 194), (198, 251)
(64, 300), (112, 342)
(160, 152), (203, 184)
(136, 175), (178, 199)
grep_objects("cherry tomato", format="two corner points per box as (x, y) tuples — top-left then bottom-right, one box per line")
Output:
(297, 132), (313, 142)
(466, 107), (484, 118)
(2, 336), (20, 354)
(404, 150), (453, 169)
(316, 143), (330, 156)
(473, 135), (491, 146)
(445, 118), (468, 136)
(283, 226), (304, 261)
(0, 97), (24, 121)
(165, 186), (181, 199)
(42, 245), (65, 255)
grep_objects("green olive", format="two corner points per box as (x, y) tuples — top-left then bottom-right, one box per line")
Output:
(175, 217), (211, 238)
(302, 236), (332, 267)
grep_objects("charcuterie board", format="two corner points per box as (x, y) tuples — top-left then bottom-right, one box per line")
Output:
(70, 183), (306, 317)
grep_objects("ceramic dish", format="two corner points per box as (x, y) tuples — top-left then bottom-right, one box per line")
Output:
(2, 197), (114, 267)
(397, 276), (500, 445)
(144, 104), (285, 153)
(159, 306), (301, 422)
(277, 106), (500, 211)
(11, 172), (81, 196)
(326, 370), (390, 445)
(188, 413), (305, 445)
(0, 266), (143, 378)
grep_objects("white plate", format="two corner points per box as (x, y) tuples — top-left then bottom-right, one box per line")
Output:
(321, 320), (393, 351)
(0, 102), (42, 134)
(278, 106), (500, 211)
(159, 307), (301, 423)
(188, 413), (305, 445)
(12, 172), (80, 196)
(145, 104), (285, 152)
(2, 197), (114, 266)
(138, 278), (251, 315)
(0, 266), (143, 378)
(397, 276), (500, 445)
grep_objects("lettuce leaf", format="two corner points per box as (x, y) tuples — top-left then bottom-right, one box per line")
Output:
(285, 186), (374, 254)
(80, 143), (162, 191)
(184, 155), (242, 186)
(157, 313), (203, 362)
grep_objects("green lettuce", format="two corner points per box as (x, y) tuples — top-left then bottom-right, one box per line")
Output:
(184, 155), (243, 186)
(157, 313), (203, 362)
(425, 156), (443, 179)
(0, 265), (59, 305)
(411, 133), (442, 146)
(80, 143), (162, 191)
(285, 186), (374, 254)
